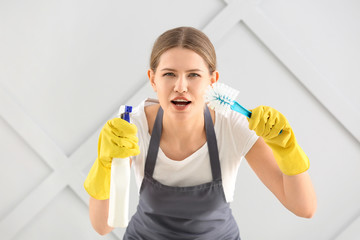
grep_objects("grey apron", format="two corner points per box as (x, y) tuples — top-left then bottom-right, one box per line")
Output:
(124, 106), (240, 240)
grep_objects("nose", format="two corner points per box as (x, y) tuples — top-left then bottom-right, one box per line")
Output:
(173, 75), (188, 93)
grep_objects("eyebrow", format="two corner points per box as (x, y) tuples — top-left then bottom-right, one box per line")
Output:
(160, 68), (204, 72)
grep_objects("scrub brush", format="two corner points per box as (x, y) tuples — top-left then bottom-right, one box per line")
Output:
(205, 83), (283, 134)
(204, 82), (252, 118)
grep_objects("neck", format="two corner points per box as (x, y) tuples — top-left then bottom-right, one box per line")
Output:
(161, 111), (206, 145)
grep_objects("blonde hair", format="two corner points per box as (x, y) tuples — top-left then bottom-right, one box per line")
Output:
(150, 27), (217, 73)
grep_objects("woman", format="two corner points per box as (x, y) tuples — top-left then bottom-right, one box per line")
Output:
(84, 26), (317, 239)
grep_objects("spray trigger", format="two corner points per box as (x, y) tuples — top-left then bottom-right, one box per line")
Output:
(118, 105), (133, 123)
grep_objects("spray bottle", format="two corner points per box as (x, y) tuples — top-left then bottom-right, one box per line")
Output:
(107, 105), (132, 228)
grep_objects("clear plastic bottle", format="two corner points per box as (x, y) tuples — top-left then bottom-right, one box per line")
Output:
(107, 105), (132, 228)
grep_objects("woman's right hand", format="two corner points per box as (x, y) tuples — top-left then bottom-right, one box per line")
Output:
(98, 118), (140, 168)
(84, 118), (140, 200)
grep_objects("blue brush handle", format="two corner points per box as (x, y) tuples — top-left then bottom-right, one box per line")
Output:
(231, 101), (252, 118)
(230, 101), (283, 134)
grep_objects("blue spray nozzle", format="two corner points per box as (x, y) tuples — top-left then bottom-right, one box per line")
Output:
(122, 112), (130, 123)
(119, 105), (133, 123)
(124, 106), (132, 113)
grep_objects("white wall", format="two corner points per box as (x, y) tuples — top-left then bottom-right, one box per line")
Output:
(1, 0), (359, 239)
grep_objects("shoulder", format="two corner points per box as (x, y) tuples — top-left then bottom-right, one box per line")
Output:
(215, 109), (258, 157)
(131, 98), (158, 119)
(215, 108), (250, 131)
(128, 98), (159, 132)
(129, 98), (159, 162)
(143, 99), (160, 135)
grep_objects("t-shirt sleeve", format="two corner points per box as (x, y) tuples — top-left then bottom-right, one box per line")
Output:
(126, 98), (157, 193)
(226, 110), (259, 158)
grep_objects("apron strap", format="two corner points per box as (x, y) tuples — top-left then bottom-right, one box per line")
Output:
(144, 106), (163, 177)
(204, 106), (222, 182)
(144, 105), (222, 182)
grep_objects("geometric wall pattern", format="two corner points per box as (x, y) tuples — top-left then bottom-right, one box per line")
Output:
(1, 0), (359, 239)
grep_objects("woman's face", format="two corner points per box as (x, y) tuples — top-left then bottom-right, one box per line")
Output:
(148, 47), (218, 120)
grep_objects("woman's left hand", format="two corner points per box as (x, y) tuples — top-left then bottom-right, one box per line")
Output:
(248, 106), (309, 176)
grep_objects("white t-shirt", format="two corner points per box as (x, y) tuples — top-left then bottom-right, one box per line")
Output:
(130, 98), (259, 203)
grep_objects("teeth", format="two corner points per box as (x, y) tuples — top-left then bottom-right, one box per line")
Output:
(173, 99), (188, 102)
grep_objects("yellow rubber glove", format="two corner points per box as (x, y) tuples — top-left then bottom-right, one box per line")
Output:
(84, 118), (140, 200)
(248, 106), (310, 176)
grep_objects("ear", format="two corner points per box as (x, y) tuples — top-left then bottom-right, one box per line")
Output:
(148, 69), (157, 92)
(210, 71), (219, 85)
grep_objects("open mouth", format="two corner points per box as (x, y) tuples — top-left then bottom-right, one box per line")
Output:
(171, 99), (192, 106)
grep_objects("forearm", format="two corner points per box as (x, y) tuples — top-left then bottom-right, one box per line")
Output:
(89, 197), (114, 235)
(282, 171), (317, 218)
(247, 106), (316, 218)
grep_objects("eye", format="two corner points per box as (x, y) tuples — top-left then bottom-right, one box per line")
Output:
(188, 73), (201, 78)
(163, 72), (175, 77)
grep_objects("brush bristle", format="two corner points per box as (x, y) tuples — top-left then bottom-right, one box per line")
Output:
(204, 82), (239, 115)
